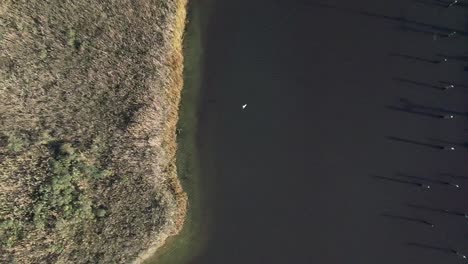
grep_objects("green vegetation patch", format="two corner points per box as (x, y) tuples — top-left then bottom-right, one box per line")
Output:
(0, 133), (111, 257)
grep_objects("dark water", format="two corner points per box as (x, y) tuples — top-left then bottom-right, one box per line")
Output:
(195, 0), (468, 263)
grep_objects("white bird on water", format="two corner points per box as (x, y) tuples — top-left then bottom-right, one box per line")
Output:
(242, 104), (247, 110)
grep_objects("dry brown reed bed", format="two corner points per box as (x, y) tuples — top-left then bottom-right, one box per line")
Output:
(0, 0), (188, 263)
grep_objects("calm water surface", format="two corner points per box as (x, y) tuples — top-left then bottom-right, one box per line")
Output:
(194, 1), (468, 263)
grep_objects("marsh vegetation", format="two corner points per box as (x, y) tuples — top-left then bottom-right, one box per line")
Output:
(0, 0), (188, 262)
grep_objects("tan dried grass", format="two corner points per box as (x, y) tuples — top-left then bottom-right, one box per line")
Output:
(0, 0), (188, 263)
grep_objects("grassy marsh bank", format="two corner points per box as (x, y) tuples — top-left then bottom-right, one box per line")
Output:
(1, 0), (188, 263)
(143, 1), (215, 263)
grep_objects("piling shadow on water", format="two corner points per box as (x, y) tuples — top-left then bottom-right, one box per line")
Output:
(389, 52), (442, 64)
(371, 174), (423, 187)
(429, 138), (468, 149)
(382, 213), (435, 227)
(406, 242), (457, 254)
(438, 81), (468, 91)
(413, 0), (448, 8)
(386, 136), (444, 150)
(405, 203), (466, 217)
(398, 97), (468, 117)
(433, 0), (468, 8)
(396, 172), (444, 184)
(386, 106), (445, 118)
(392, 77), (444, 91)
(396, 25), (457, 40)
(439, 172), (468, 180)
(397, 25), (439, 37)
(396, 172), (461, 189)
(304, 1), (468, 36)
(435, 53), (468, 62)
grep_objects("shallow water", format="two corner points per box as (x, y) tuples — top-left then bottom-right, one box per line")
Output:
(194, 1), (468, 263)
